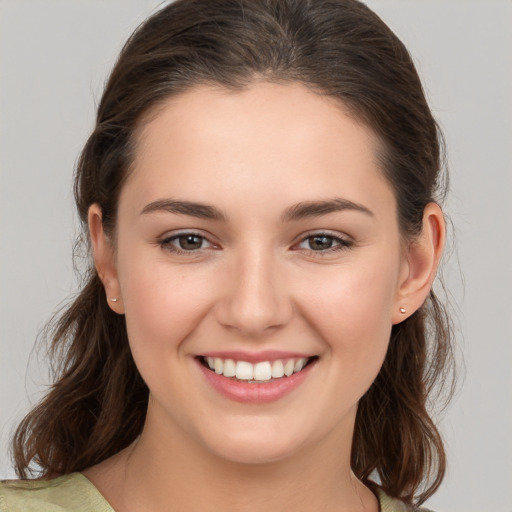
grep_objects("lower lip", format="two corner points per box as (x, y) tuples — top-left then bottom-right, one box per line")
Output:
(197, 359), (316, 404)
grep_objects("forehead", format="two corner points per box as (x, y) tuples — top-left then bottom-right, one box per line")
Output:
(135, 81), (377, 162)
(123, 81), (395, 218)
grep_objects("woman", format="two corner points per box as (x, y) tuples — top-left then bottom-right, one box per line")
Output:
(1, 0), (453, 510)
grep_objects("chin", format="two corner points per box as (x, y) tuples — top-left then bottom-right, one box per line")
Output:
(212, 439), (299, 466)
(196, 418), (306, 466)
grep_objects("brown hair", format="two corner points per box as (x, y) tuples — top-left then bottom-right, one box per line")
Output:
(12, 0), (454, 505)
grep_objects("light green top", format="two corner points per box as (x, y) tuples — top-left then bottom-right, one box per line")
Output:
(0, 473), (432, 511)
(0, 474), (112, 512)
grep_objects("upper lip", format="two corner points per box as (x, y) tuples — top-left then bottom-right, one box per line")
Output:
(198, 350), (316, 364)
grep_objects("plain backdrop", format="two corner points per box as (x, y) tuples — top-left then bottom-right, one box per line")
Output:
(1, 1), (511, 510)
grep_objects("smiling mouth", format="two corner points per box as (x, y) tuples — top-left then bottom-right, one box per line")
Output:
(198, 356), (318, 383)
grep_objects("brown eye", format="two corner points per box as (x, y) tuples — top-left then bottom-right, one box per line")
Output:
(160, 232), (213, 253)
(307, 235), (335, 251)
(296, 233), (352, 254)
(177, 234), (204, 250)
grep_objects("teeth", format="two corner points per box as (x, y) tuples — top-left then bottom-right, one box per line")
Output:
(223, 359), (236, 377)
(204, 356), (310, 381)
(235, 361), (254, 380)
(271, 360), (284, 378)
(214, 358), (223, 374)
(253, 361), (272, 381)
(284, 359), (295, 377)
(294, 359), (305, 372)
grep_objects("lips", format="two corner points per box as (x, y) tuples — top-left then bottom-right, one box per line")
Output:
(196, 353), (318, 403)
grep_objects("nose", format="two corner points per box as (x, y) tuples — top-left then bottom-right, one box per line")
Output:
(215, 248), (293, 337)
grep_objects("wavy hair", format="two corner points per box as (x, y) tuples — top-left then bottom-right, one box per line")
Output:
(13, 0), (454, 505)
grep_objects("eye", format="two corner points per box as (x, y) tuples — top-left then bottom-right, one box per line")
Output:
(159, 232), (214, 253)
(296, 233), (352, 253)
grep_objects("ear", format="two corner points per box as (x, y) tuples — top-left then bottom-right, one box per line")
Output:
(392, 202), (445, 324)
(88, 204), (125, 314)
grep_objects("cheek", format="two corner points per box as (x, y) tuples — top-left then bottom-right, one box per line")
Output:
(300, 258), (399, 390)
(304, 257), (399, 334)
(116, 250), (216, 365)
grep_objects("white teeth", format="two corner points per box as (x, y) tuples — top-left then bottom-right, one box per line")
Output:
(223, 359), (236, 377)
(214, 358), (223, 374)
(235, 361), (254, 380)
(284, 359), (295, 377)
(271, 360), (285, 378)
(294, 358), (306, 372)
(203, 356), (312, 381)
(253, 361), (272, 381)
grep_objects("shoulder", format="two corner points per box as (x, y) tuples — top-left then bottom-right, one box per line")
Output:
(375, 487), (436, 512)
(0, 473), (114, 512)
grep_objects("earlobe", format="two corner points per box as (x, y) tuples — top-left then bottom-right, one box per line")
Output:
(88, 204), (124, 314)
(392, 203), (445, 324)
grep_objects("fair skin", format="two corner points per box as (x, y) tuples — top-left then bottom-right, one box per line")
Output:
(85, 82), (444, 512)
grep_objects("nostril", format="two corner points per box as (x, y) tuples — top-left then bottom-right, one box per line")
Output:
(214, 299), (293, 337)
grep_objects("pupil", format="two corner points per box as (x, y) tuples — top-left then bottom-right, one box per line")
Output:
(179, 235), (202, 250)
(310, 236), (332, 250)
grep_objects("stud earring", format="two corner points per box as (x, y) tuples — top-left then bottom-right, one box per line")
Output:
(399, 307), (406, 314)
(110, 298), (119, 303)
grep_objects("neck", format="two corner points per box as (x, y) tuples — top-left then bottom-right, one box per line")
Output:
(85, 405), (378, 512)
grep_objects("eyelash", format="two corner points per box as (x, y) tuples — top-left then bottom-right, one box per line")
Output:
(294, 232), (353, 255)
(159, 232), (215, 255)
(158, 231), (353, 256)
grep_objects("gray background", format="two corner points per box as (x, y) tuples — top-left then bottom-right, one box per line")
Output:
(1, 1), (511, 510)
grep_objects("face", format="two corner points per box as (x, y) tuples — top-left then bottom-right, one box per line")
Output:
(97, 82), (412, 465)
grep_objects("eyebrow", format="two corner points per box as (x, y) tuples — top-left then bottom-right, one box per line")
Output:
(141, 199), (227, 221)
(140, 197), (373, 222)
(281, 198), (374, 222)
